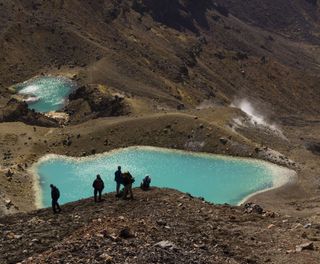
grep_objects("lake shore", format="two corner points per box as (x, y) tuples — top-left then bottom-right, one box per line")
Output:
(1, 109), (317, 218)
(31, 146), (297, 209)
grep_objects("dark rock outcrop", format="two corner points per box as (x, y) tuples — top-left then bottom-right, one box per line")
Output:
(0, 99), (58, 127)
(305, 142), (320, 155)
(65, 85), (127, 124)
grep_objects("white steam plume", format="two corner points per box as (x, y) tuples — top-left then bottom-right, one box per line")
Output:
(231, 99), (286, 139)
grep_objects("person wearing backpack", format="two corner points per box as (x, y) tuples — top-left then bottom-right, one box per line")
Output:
(92, 174), (105, 202)
(50, 184), (61, 214)
(140, 175), (151, 190)
(122, 171), (134, 200)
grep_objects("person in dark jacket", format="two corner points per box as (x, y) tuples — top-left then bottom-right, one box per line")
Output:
(122, 171), (134, 199)
(140, 175), (151, 191)
(50, 184), (61, 214)
(92, 174), (104, 202)
(114, 166), (123, 197)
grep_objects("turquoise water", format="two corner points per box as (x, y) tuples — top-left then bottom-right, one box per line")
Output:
(16, 76), (74, 112)
(35, 147), (288, 208)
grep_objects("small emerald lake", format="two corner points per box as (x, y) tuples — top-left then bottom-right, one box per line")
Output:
(33, 147), (294, 208)
(16, 76), (74, 113)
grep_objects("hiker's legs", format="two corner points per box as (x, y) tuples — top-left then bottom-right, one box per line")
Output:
(123, 185), (128, 199)
(94, 189), (98, 202)
(56, 201), (61, 212)
(116, 182), (121, 195)
(52, 200), (57, 213)
(52, 199), (61, 213)
(129, 184), (133, 199)
(98, 190), (102, 201)
(141, 182), (148, 191)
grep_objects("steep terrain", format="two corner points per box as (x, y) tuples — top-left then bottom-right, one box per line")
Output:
(0, 0), (320, 115)
(216, 0), (320, 42)
(1, 189), (320, 264)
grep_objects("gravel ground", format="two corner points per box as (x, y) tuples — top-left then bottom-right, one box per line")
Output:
(1, 188), (320, 264)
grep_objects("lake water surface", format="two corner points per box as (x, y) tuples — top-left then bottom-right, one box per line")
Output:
(33, 147), (294, 208)
(16, 76), (74, 112)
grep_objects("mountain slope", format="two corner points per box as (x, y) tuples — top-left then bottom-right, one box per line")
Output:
(215, 0), (320, 42)
(0, 0), (320, 116)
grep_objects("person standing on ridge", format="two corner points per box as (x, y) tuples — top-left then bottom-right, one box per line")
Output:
(50, 184), (61, 214)
(122, 171), (134, 200)
(114, 166), (123, 197)
(92, 174), (104, 202)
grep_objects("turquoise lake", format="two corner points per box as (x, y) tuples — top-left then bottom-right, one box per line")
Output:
(34, 147), (292, 208)
(16, 76), (74, 113)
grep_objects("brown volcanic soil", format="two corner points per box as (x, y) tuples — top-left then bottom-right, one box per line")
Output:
(1, 0), (320, 115)
(1, 188), (320, 264)
(0, 189), (320, 263)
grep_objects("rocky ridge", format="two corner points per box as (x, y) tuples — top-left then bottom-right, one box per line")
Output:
(1, 188), (320, 264)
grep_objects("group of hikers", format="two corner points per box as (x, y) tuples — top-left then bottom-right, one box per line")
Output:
(50, 166), (152, 214)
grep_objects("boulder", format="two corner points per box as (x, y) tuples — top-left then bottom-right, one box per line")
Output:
(5, 170), (14, 177)
(154, 240), (178, 250)
(119, 228), (134, 239)
(244, 203), (264, 214)
(99, 253), (113, 263)
(305, 142), (320, 155)
(156, 219), (167, 226)
(219, 137), (228, 145)
(296, 242), (314, 252)
(5, 199), (13, 210)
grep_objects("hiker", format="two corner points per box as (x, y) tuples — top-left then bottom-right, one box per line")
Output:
(140, 175), (151, 191)
(50, 184), (61, 214)
(122, 171), (134, 199)
(114, 166), (123, 197)
(92, 174), (104, 202)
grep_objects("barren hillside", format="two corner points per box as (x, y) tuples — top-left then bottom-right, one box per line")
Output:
(0, 0), (320, 116)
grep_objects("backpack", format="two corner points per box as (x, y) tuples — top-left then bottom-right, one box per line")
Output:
(94, 179), (104, 190)
(123, 172), (135, 185)
(52, 187), (60, 200)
